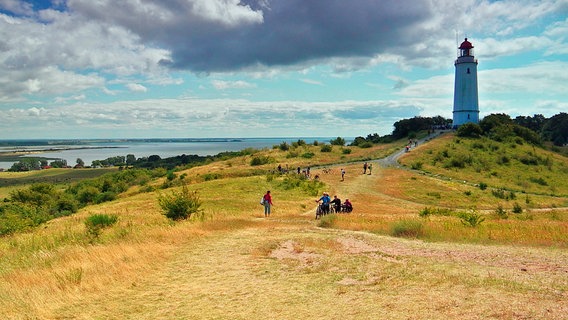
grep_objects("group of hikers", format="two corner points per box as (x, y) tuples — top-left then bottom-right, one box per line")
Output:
(260, 190), (353, 218)
(262, 161), (377, 218)
(315, 192), (352, 217)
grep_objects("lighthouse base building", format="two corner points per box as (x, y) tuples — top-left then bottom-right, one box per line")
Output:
(452, 38), (479, 127)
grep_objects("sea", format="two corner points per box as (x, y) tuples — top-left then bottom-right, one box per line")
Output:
(0, 137), (345, 169)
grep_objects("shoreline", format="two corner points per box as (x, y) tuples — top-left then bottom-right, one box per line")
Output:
(0, 146), (123, 162)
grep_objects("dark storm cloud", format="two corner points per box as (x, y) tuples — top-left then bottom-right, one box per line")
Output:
(69, 0), (432, 72)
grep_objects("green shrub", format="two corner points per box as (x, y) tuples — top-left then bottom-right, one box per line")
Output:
(358, 142), (373, 148)
(279, 142), (290, 151)
(317, 214), (337, 228)
(494, 205), (508, 219)
(203, 173), (222, 181)
(512, 202), (523, 214)
(390, 219), (424, 238)
(529, 177), (548, 186)
(278, 174), (323, 196)
(457, 123), (483, 138)
(250, 156), (272, 166)
(341, 148), (352, 154)
(94, 191), (117, 204)
(166, 171), (176, 181)
(286, 151), (299, 158)
(320, 144), (333, 152)
(301, 152), (315, 159)
(158, 185), (203, 221)
(491, 189), (506, 199)
(85, 213), (118, 239)
(478, 182), (488, 190)
(411, 161), (423, 170)
(426, 192), (441, 199)
(419, 207), (453, 217)
(330, 137), (346, 146)
(457, 210), (485, 227)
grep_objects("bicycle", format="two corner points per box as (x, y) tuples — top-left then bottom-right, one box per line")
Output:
(315, 203), (331, 219)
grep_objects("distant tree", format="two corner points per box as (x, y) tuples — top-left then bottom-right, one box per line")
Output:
(479, 113), (513, 134)
(350, 136), (368, 147)
(542, 112), (568, 146)
(392, 116), (451, 139)
(40, 159), (48, 167)
(9, 158), (40, 171)
(148, 155), (161, 162)
(365, 133), (381, 143)
(126, 154), (136, 165)
(76, 158), (85, 167)
(49, 159), (67, 168)
(514, 114), (546, 133)
(330, 137), (345, 146)
(457, 123), (483, 138)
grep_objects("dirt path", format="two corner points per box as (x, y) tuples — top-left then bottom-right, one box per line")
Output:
(59, 224), (568, 319)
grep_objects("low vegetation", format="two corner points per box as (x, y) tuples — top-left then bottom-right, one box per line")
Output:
(1, 115), (567, 319)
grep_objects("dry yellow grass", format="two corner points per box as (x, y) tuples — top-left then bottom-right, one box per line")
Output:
(1, 137), (567, 319)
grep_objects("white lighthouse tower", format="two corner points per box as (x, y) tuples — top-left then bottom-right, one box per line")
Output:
(452, 38), (479, 127)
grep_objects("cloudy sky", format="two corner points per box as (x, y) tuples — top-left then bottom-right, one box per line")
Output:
(1, 0), (567, 139)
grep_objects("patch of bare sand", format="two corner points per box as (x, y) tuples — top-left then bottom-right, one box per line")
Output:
(269, 239), (321, 267)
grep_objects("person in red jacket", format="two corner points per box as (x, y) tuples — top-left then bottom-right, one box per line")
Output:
(262, 190), (274, 217)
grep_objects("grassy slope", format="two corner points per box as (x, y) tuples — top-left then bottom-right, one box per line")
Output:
(1, 136), (567, 319)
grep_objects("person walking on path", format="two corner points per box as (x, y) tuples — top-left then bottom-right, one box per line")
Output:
(341, 168), (346, 181)
(368, 163), (372, 175)
(316, 192), (331, 215)
(363, 162), (368, 174)
(262, 190), (273, 217)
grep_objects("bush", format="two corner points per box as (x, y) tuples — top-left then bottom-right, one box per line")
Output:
(457, 123), (483, 138)
(94, 191), (117, 204)
(278, 174), (323, 196)
(330, 137), (345, 146)
(457, 210), (485, 227)
(494, 205), (508, 219)
(419, 207), (453, 217)
(529, 177), (548, 186)
(390, 219), (424, 238)
(317, 213), (337, 228)
(341, 148), (352, 154)
(478, 182), (488, 190)
(279, 142), (290, 151)
(512, 202), (523, 214)
(250, 156), (271, 166)
(85, 213), (118, 239)
(301, 152), (315, 159)
(320, 144), (333, 152)
(158, 185), (203, 221)
(411, 161), (423, 170)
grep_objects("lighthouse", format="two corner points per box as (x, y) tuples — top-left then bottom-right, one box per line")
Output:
(452, 38), (479, 127)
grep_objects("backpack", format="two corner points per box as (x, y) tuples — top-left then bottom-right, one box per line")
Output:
(260, 197), (265, 205)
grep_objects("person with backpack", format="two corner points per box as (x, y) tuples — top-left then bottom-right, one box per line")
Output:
(261, 190), (273, 217)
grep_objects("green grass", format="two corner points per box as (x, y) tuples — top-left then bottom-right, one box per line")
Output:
(400, 135), (568, 197)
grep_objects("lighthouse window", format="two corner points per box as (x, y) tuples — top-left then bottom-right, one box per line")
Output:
(467, 68), (470, 74)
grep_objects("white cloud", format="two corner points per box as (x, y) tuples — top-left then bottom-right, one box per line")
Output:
(0, 0), (33, 16)
(211, 80), (256, 90)
(126, 83), (148, 92)
(300, 79), (324, 86)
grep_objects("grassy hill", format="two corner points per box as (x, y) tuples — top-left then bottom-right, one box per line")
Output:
(1, 135), (567, 319)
